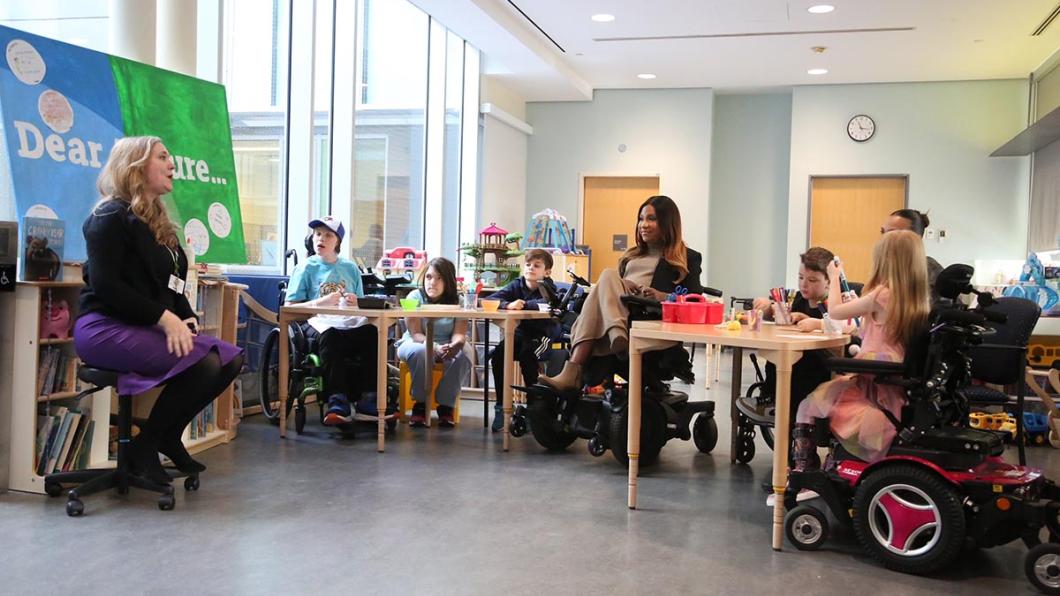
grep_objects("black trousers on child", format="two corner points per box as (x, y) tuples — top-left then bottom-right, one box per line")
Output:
(302, 324), (378, 400)
(490, 332), (544, 409)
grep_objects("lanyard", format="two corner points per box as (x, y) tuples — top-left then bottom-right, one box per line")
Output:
(166, 245), (180, 277)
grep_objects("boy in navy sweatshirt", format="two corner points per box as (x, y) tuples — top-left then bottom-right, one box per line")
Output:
(486, 248), (562, 431)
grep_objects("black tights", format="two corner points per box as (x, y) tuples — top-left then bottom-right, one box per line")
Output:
(140, 351), (245, 445)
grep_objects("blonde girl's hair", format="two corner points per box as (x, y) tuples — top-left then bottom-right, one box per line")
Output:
(618, 195), (688, 284)
(96, 136), (179, 248)
(864, 230), (930, 347)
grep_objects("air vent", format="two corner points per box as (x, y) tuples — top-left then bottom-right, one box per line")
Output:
(1032, 3), (1060, 36)
(507, 1), (565, 53)
(595, 27), (914, 43)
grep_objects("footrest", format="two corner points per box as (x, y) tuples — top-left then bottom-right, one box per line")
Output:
(736, 395), (775, 427)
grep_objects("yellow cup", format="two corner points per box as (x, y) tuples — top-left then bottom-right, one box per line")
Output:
(481, 299), (501, 312)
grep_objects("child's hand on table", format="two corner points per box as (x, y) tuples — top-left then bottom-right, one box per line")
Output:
(507, 299), (525, 310)
(796, 318), (822, 333)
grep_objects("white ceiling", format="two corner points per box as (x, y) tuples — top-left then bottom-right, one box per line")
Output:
(414, 0), (1060, 101)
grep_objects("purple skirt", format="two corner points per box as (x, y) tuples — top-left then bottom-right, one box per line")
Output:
(74, 312), (243, 396)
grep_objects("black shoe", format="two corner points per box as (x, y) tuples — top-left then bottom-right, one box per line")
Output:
(409, 402), (427, 427)
(491, 407), (504, 433)
(159, 436), (206, 474)
(437, 405), (456, 428)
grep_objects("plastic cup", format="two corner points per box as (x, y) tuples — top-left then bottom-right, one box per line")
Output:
(538, 303), (550, 312)
(481, 299), (501, 312)
(774, 301), (793, 325)
(400, 298), (418, 311)
(461, 292), (478, 310)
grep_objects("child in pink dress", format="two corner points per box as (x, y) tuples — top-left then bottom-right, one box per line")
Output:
(792, 230), (930, 469)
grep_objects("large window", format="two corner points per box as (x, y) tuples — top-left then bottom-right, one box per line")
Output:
(224, 0), (287, 270)
(0, 2), (110, 53)
(223, 0), (482, 272)
(350, 0), (428, 268)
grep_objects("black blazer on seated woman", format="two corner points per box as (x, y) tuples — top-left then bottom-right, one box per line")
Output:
(618, 247), (704, 295)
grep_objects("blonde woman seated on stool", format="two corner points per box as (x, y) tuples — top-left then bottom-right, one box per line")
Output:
(538, 195), (704, 391)
(396, 257), (471, 427)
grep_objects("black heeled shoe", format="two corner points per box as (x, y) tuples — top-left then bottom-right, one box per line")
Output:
(159, 436), (206, 474)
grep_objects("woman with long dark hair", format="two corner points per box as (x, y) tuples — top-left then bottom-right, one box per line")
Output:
(539, 195), (703, 391)
(74, 136), (244, 484)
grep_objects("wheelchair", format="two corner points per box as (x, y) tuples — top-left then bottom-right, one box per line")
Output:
(513, 275), (720, 466)
(782, 264), (1060, 594)
(257, 245), (399, 435)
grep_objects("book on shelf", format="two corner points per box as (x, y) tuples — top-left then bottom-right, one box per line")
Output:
(20, 216), (64, 281)
(45, 407), (75, 474)
(34, 415), (56, 475)
(62, 412), (91, 472)
(36, 406), (67, 475)
(53, 411), (82, 474)
(74, 421), (94, 470)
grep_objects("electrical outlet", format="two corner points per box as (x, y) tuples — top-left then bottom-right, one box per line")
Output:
(938, 229), (946, 243)
(924, 228), (938, 240)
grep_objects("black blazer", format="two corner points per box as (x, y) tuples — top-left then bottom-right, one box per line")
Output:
(619, 247), (704, 295)
(79, 199), (197, 326)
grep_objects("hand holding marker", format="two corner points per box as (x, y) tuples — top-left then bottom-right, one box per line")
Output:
(834, 256), (860, 327)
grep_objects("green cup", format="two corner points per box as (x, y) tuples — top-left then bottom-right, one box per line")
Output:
(400, 298), (419, 311)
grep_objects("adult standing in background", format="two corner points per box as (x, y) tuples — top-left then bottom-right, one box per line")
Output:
(882, 208), (943, 302)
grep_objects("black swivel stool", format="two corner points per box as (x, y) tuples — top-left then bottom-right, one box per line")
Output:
(44, 366), (198, 516)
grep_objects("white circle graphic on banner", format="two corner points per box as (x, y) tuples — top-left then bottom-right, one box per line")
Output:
(38, 90), (74, 133)
(6, 40), (46, 85)
(184, 219), (210, 256)
(207, 202), (232, 238)
(25, 204), (59, 219)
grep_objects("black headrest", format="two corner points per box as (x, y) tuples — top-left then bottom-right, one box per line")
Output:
(935, 264), (974, 301)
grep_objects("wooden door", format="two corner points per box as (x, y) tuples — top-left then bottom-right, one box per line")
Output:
(582, 176), (660, 282)
(809, 176), (907, 284)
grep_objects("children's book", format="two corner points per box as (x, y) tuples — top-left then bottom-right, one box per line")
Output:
(21, 217), (64, 281)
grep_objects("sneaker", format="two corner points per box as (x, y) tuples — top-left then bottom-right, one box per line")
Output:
(322, 394), (352, 426)
(352, 393), (397, 422)
(409, 402), (427, 427)
(491, 406), (504, 433)
(437, 405), (456, 428)
(765, 490), (819, 507)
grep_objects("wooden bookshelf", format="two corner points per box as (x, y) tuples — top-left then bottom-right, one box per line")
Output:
(39, 337), (74, 345)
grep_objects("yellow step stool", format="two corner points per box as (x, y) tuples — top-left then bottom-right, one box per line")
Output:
(398, 360), (460, 424)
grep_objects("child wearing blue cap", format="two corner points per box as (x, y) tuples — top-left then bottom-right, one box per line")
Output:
(285, 216), (388, 425)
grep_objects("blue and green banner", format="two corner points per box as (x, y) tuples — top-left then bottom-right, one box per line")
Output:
(0, 24), (246, 263)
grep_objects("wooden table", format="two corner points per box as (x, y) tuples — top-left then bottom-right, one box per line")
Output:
(625, 321), (849, 550)
(277, 304), (550, 452)
(396, 307), (551, 450)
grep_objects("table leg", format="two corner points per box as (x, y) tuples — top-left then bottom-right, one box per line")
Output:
(376, 319), (388, 453)
(627, 338), (643, 509)
(760, 349), (802, 551)
(704, 344), (712, 390)
(728, 347), (743, 465)
(483, 320), (491, 429)
(278, 313), (290, 439)
(502, 319), (516, 451)
(424, 319), (433, 428)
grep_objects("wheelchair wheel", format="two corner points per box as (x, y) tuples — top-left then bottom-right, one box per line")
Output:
(692, 413), (718, 453)
(527, 395), (577, 451)
(1026, 542), (1060, 595)
(610, 397), (666, 467)
(258, 327), (294, 424)
(852, 464), (965, 575)
(735, 415), (756, 464)
(785, 505), (829, 551)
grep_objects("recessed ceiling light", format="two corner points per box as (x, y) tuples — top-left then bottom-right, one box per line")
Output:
(808, 5), (835, 14)
(591, 14), (615, 22)
(807, 68), (829, 75)
(637, 73), (656, 80)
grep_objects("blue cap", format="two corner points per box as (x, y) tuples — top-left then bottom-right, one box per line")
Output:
(308, 216), (345, 242)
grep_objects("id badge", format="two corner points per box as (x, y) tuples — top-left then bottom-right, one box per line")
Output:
(168, 274), (187, 294)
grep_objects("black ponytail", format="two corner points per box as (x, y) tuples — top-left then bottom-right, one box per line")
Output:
(890, 209), (931, 237)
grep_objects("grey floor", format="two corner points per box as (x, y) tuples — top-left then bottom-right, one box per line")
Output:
(0, 352), (1052, 596)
